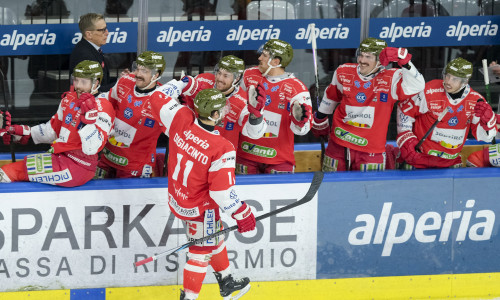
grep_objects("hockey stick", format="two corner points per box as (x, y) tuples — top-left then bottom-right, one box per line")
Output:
(0, 65), (15, 162)
(482, 59), (491, 104)
(309, 23), (326, 165)
(415, 107), (450, 150)
(134, 171), (324, 267)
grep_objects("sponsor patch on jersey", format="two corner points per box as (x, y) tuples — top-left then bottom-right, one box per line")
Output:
(127, 95), (132, 103)
(265, 95), (272, 106)
(338, 73), (354, 86)
(271, 85), (279, 92)
(134, 100), (143, 107)
(380, 92), (388, 102)
(448, 116), (459, 126)
(69, 102), (75, 109)
(263, 110), (281, 138)
(144, 117), (155, 128)
(354, 80), (361, 88)
(65, 113), (73, 125)
(363, 82), (372, 89)
(429, 100), (445, 112)
(240, 141), (277, 158)
(431, 127), (466, 149)
(124, 107), (133, 119)
(225, 121), (234, 131)
(334, 127), (368, 146)
(344, 105), (375, 129)
(457, 105), (464, 112)
(356, 92), (367, 103)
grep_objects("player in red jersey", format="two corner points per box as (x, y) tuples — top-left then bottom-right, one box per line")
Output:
(311, 37), (425, 171)
(398, 57), (496, 169)
(95, 51), (175, 178)
(0, 60), (115, 186)
(149, 87), (256, 300)
(238, 39), (313, 174)
(181, 55), (267, 149)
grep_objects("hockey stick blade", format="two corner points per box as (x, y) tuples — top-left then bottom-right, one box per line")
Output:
(134, 171), (324, 268)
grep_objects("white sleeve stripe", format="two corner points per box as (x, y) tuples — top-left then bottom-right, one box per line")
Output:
(31, 121), (57, 144)
(209, 150), (236, 172)
(159, 99), (183, 136)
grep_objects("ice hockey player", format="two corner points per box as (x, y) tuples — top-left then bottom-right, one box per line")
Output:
(0, 60), (115, 186)
(148, 86), (256, 300)
(397, 57), (496, 169)
(311, 37), (425, 171)
(95, 50), (172, 178)
(238, 39), (312, 174)
(180, 54), (267, 148)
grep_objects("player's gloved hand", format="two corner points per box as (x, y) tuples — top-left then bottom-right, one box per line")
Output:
(474, 100), (496, 131)
(231, 201), (256, 233)
(379, 47), (412, 67)
(396, 131), (421, 164)
(291, 101), (312, 128)
(0, 110), (11, 129)
(4, 124), (31, 145)
(180, 71), (198, 96)
(311, 112), (330, 138)
(247, 84), (266, 118)
(78, 93), (98, 125)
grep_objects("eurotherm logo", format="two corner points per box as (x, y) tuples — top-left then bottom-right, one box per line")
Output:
(348, 200), (495, 257)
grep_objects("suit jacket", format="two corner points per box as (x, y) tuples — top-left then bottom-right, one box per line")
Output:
(69, 39), (115, 93)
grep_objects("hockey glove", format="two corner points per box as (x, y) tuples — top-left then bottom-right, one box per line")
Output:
(379, 47), (412, 67)
(396, 131), (421, 164)
(4, 124), (31, 145)
(311, 112), (330, 138)
(78, 93), (98, 125)
(474, 100), (496, 131)
(247, 84), (266, 118)
(291, 101), (312, 128)
(231, 201), (256, 233)
(180, 75), (198, 97)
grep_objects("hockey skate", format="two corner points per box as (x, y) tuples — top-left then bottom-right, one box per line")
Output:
(214, 272), (251, 300)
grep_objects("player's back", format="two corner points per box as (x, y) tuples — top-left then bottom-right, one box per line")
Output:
(167, 107), (236, 219)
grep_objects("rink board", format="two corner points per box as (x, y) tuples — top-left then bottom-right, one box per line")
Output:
(1, 168), (500, 299)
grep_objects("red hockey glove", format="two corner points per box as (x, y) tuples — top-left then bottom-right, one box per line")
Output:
(379, 47), (412, 67)
(78, 93), (98, 125)
(396, 131), (421, 164)
(0, 110), (11, 129)
(4, 124), (31, 145)
(474, 100), (496, 131)
(247, 84), (266, 118)
(291, 101), (312, 128)
(181, 75), (198, 97)
(0, 128), (10, 145)
(232, 201), (256, 233)
(311, 112), (330, 138)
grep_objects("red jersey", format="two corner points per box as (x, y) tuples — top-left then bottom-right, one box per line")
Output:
(100, 74), (164, 172)
(150, 91), (237, 221)
(183, 73), (250, 148)
(238, 66), (312, 165)
(398, 79), (487, 159)
(321, 63), (412, 153)
(31, 91), (114, 155)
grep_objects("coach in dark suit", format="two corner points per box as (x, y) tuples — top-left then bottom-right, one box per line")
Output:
(69, 13), (115, 93)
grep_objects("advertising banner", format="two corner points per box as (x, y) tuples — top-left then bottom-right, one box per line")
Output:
(316, 170), (500, 279)
(0, 180), (317, 291)
(369, 15), (500, 47)
(0, 22), (137, 56)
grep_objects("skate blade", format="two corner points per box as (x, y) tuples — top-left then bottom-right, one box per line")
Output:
(223, 284), (250, 300)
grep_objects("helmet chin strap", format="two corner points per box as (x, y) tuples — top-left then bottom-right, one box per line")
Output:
(141, 74), (161, 90)
(90, 80), (100, 95)
(263, 57), (281, 76)
(361, 61), (382, 77)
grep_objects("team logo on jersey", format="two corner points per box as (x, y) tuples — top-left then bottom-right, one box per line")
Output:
(380, 92), (388, 102)
(262, 82), (269, 90)
(144, 117), (155, 128)
(448, 107), (454, 113)
(127, 95), (132, 103)
(69, 102), (75, 109)
(65, 113), (73, 125)
(124, 107), (133, 119)
(265, 95), (272, 106)
(363, 82), (371, 89)
(271, 85), (279, 92)
(448, 116), (459, 126)
(356, 92), (367, 103)
(354, 80), (361, 88)
(134, 100), (143, 107)
(225, 121), (234, 131)
(457, 105), (464, 112)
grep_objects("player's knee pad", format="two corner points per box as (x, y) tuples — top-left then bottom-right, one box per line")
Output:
(140, 164), (153, 178)
(322, 154), (340, 172)
(186, 209), (223, 249)
(187, 250), (212, 264)
(466, 149), (487, 167)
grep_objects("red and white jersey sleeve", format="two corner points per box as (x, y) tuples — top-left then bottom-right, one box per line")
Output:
(237, 69), (311, 166)
(240, 66), (263, 92)
(323, 63), (419, 153)
(181, 73), (216, 110)
(150, 90), (241, 220)
(398, 79), (492, 158)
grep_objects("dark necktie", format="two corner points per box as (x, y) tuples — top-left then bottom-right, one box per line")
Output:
(98, 48), (105, 68)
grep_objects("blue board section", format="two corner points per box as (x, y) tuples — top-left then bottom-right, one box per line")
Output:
(70, 288), (106, 300)
(317, 168), (500, 278)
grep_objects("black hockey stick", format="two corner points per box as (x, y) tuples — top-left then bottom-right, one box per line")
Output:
(415, 107), (449, 151)
(134, 171), (324, 267)
(309, 23), (326, 164)
(0, 65), (15, 162)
